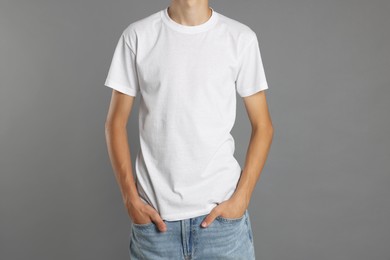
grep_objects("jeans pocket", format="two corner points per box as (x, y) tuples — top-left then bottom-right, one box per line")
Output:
(132, 221), (155, 230)
(215, 209), (247, 223)
(244, 211), (254, 244)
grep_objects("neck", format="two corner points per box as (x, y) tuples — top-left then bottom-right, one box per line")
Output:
(167, 0), (211, 26)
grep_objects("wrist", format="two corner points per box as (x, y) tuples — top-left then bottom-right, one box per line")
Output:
(231, 189), (251, 208)
(123, 194), (142, 207)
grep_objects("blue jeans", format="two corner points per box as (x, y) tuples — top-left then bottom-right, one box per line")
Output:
(129, 209), (255, 259)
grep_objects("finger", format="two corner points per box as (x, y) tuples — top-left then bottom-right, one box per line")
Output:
(151, 213), (167, 232)
(201, 208), (220, 228)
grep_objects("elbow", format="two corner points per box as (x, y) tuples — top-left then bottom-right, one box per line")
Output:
(264, 125), (274, 139)
(252, 123), (274, 137)
(104, 121), (112, 137)
(104, 119), (126, 133)
(104, 119), (112, 132)
(104, 120), (112, 130)
(268, 123), (274, 135)
(269, 125), (275, 140)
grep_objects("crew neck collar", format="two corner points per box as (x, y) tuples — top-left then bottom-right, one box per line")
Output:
(161, 6), (219, 34)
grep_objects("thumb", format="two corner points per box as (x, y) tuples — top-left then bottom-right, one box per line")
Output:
(151, 213), (167, 232)
(201, 209), (219, 228)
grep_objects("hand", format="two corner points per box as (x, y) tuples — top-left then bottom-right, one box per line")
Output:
(126, 199), (167, 232)
(200, 195), (248, 228)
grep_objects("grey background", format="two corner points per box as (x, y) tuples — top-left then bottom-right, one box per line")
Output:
(1, 0), (389, 259)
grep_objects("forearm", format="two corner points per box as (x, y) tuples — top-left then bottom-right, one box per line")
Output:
(105, 124), (140, 206)
(231, 126), (274, 207)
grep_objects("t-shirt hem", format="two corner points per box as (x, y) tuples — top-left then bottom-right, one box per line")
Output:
(104, 79), (137, 97)
(160, 204), (216, 221)
(239, 81), (269, 97)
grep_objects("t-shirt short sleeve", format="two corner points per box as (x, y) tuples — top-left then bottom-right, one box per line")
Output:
(104, 32), (140, 97)
(235, 32), (269, 97)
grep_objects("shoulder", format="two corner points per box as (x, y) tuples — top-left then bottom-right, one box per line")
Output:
(216, 12), (257, 46)
(120, 10), (162, 51)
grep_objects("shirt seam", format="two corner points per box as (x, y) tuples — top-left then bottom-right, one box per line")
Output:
(105, 78), (138, 96)
(238, 36), (257, 61)
(239, 81), (269, 97)
(160, 8), (219, 35)
(122, 33), (136, 56)
(160, 204), (216, 221)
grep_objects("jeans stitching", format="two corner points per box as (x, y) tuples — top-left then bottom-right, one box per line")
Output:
(215, 209), (247, 223)
(130, 228), (148, 259)
(245, 212), (254, 244)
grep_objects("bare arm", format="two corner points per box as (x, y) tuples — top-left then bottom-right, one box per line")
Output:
(201, 90), (273, 227)
(231, 90), (274, 206)
(104, 90), (167, 231)
(105, 90), (139, 206)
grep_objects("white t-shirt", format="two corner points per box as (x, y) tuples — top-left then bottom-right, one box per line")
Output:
(104, 6), (269, 221)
